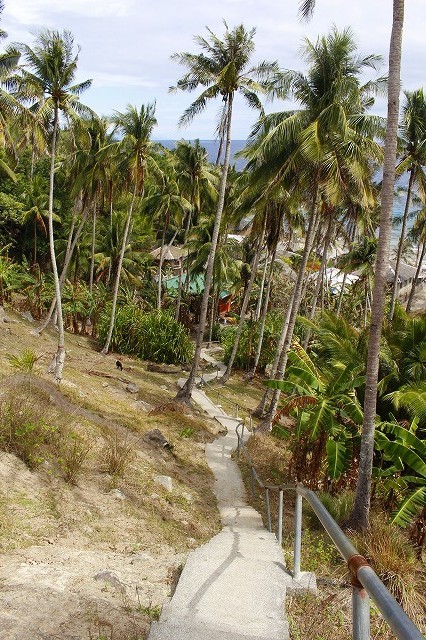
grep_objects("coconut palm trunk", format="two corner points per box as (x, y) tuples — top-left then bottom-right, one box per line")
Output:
(254, 250), (269, 322)
(303, 213), (333, 349)
(102, 184), (137, 354)
(37, 205), (89, 333)
(262, 205), (319, 428)
(157, 228), (179, 310)
(176, 96), (234, 401)
(89, 196), (97, 294)
(221, 219), (266, 383)
(389, 169), (415, 319)
(247, 246), (277, 379)
(46, 104), (66, 382)
(346, 0), (404, 530)
(252, 195), (318, 418)
(406, 240), (426, 312)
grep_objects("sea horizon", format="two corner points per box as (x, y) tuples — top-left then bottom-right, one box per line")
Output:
(155, 139), (414, 252)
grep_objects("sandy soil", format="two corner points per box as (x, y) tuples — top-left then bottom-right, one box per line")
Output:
(0, 310), (222, 640)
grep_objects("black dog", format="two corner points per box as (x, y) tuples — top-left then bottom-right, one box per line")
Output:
(116, 360), (123, 371)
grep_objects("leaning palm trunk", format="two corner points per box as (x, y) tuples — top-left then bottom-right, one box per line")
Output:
(389, 169), (415, 319)
(254, 249), (269, 322)
(175, 212), (193, 321)
(47, 105), (65, 383)
(221, 220), (266, 383)
(302, 214), (333, 349)
(102, 184), (138, 354)
(37, 205), (89, 333)
(346, 0), (404, 531)
(157, 228), (179, 310)
(89, 196), (97, 294)
(262, 206), (319, 429)
(406, 240), (426, 312)
(176, 96), (233, 402)
(252, 196), (318, 418)
(247, 246), (277, 379)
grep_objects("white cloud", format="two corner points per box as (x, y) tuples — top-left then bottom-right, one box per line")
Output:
(90, 71), (158, 89)
(7, 0), (133, 23)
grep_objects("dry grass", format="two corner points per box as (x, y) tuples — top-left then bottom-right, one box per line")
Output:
(237, 432), (426, 638)
(352, 515), (426, 630)
(0, 309), (222, 556)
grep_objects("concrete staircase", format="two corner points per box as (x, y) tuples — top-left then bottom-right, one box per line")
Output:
(148, 349), (310, 640)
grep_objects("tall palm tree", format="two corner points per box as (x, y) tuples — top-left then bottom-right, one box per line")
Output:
(245, 27), (382, 425)
(346, 0), (405, 530)
(300, 0), (406, 532)
(171, 22), (280, 402)
(13, 30), (92, 382)
(101, 103), (157, 354)
(389, 88), (426, 319)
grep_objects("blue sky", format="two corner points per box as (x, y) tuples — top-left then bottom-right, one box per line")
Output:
(3, 0), (426, 139)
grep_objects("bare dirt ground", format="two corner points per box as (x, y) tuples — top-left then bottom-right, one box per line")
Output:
(0, 308), (224, 640)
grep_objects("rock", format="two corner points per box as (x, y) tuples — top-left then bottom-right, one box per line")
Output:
(182, 492), (193, 503)
(133, 400), (151, 412)
(102, 382), (108, 388)
(126, 383), (139, 394)
(94, 570), (125, 591)
(0, 306), (9, 323)
(154, 475), (173, 492)
(160, 385), (168, 391)
(109, 489), (126, 500)
(143, 429), (172, 450)
(20, 310), (34, 323)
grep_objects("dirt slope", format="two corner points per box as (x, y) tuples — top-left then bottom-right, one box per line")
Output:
(0, 308), (222, 640)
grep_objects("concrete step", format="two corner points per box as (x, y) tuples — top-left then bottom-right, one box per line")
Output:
(148, 619), (289, 640)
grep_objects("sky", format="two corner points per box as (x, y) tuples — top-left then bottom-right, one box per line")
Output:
(3, 1), (426, 140)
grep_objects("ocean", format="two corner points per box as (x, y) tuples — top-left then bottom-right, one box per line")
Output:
(157, 139), (247, 172)
(157, 140), (413, 251)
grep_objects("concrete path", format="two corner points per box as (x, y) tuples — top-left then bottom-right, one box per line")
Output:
(149, 349), (296, 640)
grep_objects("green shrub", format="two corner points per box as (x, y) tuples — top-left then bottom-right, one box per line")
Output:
(57, 431), (92, 484)
(97, 305), (194, 365)
(0, 395), (57, 468)
(352, 516), (426, 627)
(304, 491), (354, 530)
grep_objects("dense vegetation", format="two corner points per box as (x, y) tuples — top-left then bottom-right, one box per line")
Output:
(0, 1), (424, 571)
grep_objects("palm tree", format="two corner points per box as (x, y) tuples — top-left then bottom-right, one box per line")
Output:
(101, 103), (157, 354)
(298, 1), (405, 530)
(389, 88), (426, 320)
(346, 0), (405, 530)
(142, 157), (191, 310)
(170, 22), (280, 402)
(13, 30), (92, 382)
(245, 26), (382, 425)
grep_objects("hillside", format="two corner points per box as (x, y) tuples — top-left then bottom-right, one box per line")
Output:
(0, 307), (227, 640)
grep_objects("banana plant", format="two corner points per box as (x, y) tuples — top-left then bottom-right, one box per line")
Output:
(267, 344), (364, 483)
(375, 417), (426, 528)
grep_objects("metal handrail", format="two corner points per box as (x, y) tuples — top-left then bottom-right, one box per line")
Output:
(235, 423), (425, 640)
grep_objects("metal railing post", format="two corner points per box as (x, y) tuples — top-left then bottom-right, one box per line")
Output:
(293, 492), (302, 580)
(250, 467), (255, 496)
(278, 489), (283, 545)
(352, 586), (370, 640)
(265, 488), (272, 532)
(236, 403), (239, 419)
